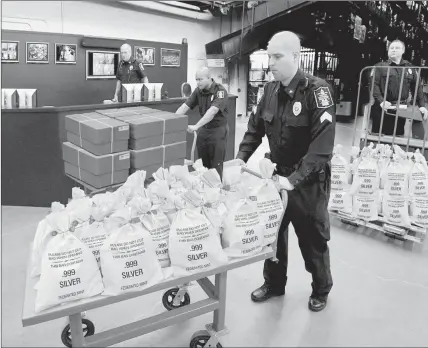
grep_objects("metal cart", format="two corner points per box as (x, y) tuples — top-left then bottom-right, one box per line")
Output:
(22, 246), (277, 348)
(30, 141), (287, 347)
(330, 65), (428, 244)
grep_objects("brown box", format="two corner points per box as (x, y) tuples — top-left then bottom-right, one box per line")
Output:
(130, 158), (185, 177)
(64, 162), (129, 189)
(132, 111), (188, 134)
(129, 131), (186, 150)
(165, 141), (187, 162)
(65, 112), (130, 144)
(96, 109), (139, 118)
(66, 132), (128, 156)
(131, 146), (163, 168)
(129, 135), (163, 150)
(62, 142), (130, 175)
(123, 106), (162, 113)
(130, 141), (187, 169)
(117, 115), (164, 139)
(65, 113), (130, 155)
(104, 110), (188, 151)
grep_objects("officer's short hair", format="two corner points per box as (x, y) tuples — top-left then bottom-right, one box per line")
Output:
(389, 40), (405, 52)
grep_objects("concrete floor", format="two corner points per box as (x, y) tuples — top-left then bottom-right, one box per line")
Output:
(2, 115), (428, 347)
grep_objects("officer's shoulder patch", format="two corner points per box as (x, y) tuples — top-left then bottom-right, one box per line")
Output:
(217, 90), (225, 99)
(138, 62), (144, 71)
(314, 86), (333, 109)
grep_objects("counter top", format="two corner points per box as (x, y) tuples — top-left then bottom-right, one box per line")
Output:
(2, 95), (237, 113)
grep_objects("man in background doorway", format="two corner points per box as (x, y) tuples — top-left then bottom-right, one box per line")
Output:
(370, 40), (427, 136)
(113, 43), (149, 102)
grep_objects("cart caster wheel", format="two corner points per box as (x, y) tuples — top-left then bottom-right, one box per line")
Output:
(61, 318), (95, 348)
(190, 330), (222, 348)
(162, 287), (190, 311)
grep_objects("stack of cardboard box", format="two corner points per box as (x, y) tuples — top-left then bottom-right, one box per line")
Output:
(97, 108), (188, 178)
(63, 112), (131, 188)
(62, 107), (188, 188)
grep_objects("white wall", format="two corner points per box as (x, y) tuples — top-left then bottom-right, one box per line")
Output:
(2, 1), (249, 116)
(1, 1), (222, 89)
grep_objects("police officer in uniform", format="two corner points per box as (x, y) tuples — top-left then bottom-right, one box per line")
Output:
(235, 31), (335, 312)
(113, 44), (149, 102)
(371, 39), (427, 135)
(176, 67), (229, 178)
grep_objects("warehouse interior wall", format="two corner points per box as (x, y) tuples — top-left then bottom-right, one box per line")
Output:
(1, 1), (224, 91)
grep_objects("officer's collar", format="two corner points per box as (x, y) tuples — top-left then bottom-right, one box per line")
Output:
(201, 79), (216, 95)
(388, 58), (404, 66)
(276, 69), (306, 99)
(123, 57), (135, 64)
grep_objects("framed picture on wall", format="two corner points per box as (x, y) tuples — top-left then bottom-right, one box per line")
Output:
(134, 46), (155, 66)
(55, 43), (77, 64)
(86, 50), (119, 80)
(26, 42), (49, 63)
(161, 48), (181, 67)
(2, 41), (19, 63)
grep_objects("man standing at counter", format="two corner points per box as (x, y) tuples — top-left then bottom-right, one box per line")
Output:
(175, 67), (229, 178)
(112, 43), (149, 102)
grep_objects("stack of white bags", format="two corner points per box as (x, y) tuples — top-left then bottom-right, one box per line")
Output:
(30, 159), (285, 312)
(328, 143), (428, 228)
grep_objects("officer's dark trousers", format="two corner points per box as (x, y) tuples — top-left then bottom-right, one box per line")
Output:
(371, 104), (405, 136)
(263, 169), (333, 300)
(196, 124), (229, 179)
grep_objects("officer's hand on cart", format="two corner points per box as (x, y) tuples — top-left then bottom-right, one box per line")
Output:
(273, 175), (294, 191)
(420, 106), (428, 121)
(112, 95), (118, 103)
(187, 125), (198, 133)
(380, 101), (392, 109)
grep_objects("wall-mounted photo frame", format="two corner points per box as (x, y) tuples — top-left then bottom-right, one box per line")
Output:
(134, 46), (155, 66)
(26, 42), (49, 64)
(55, 43), (77, 64)
(86, 50), (119, 80)
(161, 48), (181, 67)
(2, 41), (19, 63)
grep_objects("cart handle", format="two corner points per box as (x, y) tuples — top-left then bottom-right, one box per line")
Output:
(190, 131), (197, 164)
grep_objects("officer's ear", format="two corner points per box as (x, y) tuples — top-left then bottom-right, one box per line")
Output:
(292, 52), (299, 63)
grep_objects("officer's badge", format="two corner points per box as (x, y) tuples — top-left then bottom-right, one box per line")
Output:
(217, 91), (225, 99)
(293, 102), (302, 116)
(314, 86), (333, 109)
(130, 66), (133, 70)
(139, 63), (145, 71)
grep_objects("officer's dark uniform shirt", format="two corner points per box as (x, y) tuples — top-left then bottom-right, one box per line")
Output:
(372, 59), (425, 107)
(116, 57), (146, 83)
(237, 69), (336, 187)
(185, 80), (228, 128)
